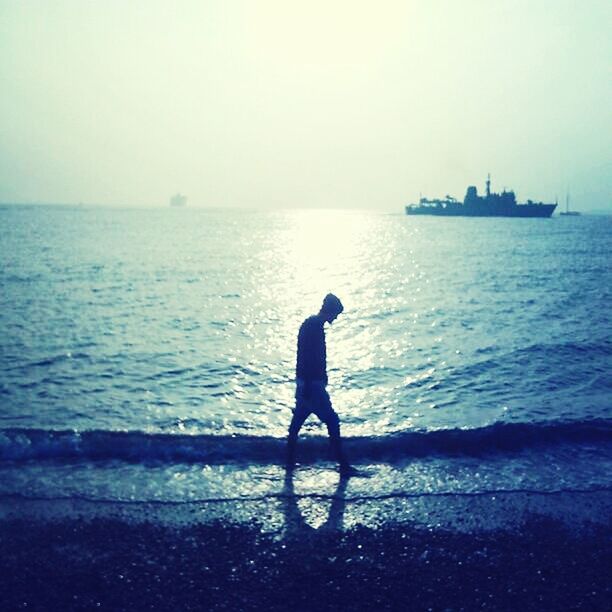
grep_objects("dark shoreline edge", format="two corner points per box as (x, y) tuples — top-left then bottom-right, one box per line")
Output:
(1, 513), (610, 611)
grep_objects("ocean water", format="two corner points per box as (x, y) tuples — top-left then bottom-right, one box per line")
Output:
(1, 205), (611, 526)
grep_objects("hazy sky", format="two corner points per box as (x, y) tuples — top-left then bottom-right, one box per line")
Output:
(1, 0), (610, 210)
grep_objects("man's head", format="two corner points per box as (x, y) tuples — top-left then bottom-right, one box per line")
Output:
(320, 293), (344, 324)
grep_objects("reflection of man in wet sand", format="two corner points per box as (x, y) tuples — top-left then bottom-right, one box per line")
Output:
(286, 294), (351, 474)
(282, 469), (348, 536)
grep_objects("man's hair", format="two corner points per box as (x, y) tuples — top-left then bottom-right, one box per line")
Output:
(321, 293), (344, 315)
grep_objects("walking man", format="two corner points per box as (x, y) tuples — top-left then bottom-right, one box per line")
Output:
(286, 293), (351, 473)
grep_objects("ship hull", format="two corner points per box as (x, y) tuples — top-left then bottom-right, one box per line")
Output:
(405, 204), (556, 218)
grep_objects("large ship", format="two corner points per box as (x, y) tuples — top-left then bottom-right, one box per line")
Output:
(405, 176), (556, 218)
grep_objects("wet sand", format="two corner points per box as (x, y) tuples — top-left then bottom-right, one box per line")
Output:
(1, 512), (610, 611)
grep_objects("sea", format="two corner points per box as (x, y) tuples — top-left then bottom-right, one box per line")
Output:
(1, 205), (611, 530)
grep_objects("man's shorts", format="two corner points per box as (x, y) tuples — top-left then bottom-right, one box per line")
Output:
(294, 378), (336, 422)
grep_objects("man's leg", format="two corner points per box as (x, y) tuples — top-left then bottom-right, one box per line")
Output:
(312, 389), (349, 469)
(287, 404), (309, 467)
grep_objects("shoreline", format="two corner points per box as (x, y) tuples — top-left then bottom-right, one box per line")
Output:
(2, 482), (611, 532)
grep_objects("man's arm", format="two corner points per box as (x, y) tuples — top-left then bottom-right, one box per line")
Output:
(297, 319), (326, 396)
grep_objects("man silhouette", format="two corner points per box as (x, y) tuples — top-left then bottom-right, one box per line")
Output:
(286, 293), (351, 473)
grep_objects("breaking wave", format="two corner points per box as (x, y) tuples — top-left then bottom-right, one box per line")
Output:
(1, 420), (610, 464)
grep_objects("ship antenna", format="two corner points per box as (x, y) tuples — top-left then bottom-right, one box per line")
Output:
(486, 173), (491, 197)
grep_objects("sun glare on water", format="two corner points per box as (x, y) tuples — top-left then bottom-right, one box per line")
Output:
(278, 209), (372, 304)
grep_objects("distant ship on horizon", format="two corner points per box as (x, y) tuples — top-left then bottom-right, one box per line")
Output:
(559, 192), (580, 216)
(405, 176), (557, 218)
(169, 193), (187, 207)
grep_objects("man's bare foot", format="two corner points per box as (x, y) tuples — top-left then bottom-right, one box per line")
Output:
(339, 464), (359, 477)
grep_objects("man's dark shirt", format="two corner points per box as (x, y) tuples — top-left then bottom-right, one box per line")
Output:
(296, 315), (327, 383)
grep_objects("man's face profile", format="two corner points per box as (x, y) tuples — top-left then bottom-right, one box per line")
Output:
(325, 309), (341, 324)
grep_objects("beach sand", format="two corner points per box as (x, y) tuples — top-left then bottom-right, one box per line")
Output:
(1, 491), (610, 611)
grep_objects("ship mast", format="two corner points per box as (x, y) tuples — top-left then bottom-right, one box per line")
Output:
(486, 173), (491, 197)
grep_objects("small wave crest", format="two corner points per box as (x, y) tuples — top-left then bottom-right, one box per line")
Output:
(0, 420), (610, 465)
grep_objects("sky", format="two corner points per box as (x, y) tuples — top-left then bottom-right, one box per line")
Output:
(1, 0), (610, 210)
